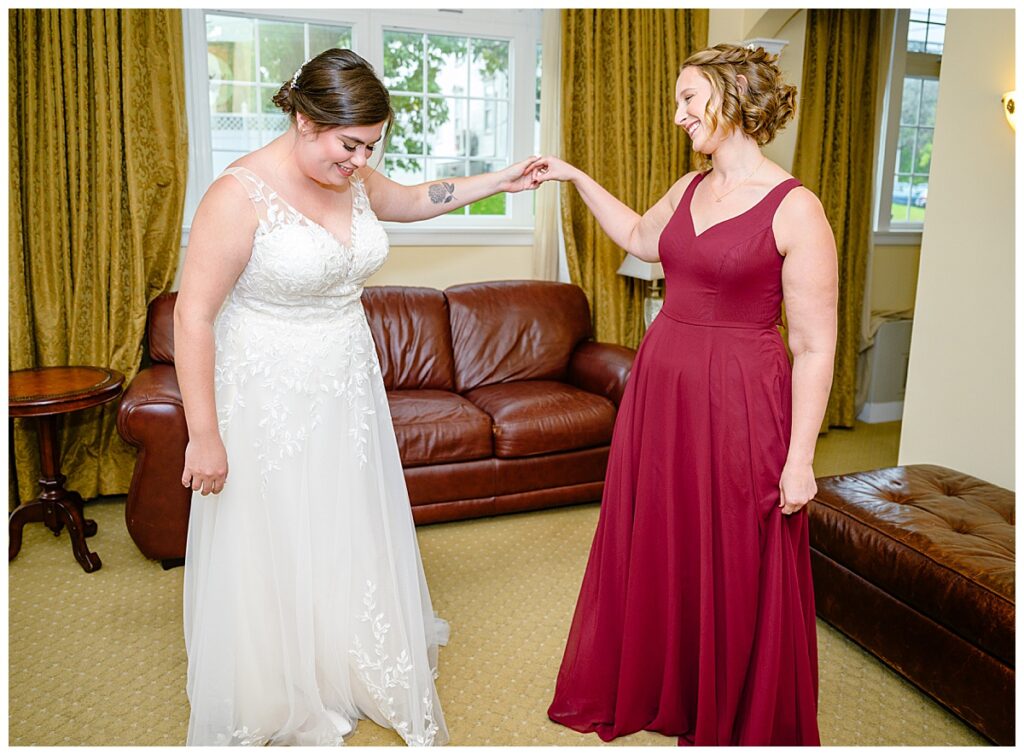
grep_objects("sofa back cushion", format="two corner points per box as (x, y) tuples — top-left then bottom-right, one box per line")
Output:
(148, 292), (178, 364)
(362, 286), (456, 391)
(446, 281), (593, 393)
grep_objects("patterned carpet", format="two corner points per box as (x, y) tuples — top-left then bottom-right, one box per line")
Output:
(8, 421), (989, 745)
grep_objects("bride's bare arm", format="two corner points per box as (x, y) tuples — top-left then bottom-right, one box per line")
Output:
(173, 177), (257, 495)
(357, 156), (541, 223)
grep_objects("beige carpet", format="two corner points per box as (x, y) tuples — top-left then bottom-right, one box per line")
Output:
(8, 421), (989, 746)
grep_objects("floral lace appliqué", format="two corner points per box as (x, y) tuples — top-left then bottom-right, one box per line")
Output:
(350, 581), (441, 747)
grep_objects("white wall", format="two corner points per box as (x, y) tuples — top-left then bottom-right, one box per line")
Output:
(898, 9), (1015, 489)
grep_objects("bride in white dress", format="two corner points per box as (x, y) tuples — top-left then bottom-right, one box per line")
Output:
(174, 49), (540, 746)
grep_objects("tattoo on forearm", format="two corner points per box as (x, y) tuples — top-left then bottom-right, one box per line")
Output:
(428, 182), (456, 204)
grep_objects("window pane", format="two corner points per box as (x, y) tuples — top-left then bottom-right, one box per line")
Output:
(897, 127), (916, 174)
(911, 176), (928, 220)
(469, 159), (507, 215)
(909, 8), (930, 21)
(427, 158), (467, 182)
(389, 95), (425, 155)
(900, 77), (922, 125)
(535, 41), (542, 153)
(385, 156), (424, 186)
(928, 9), (947, 24)
(258, 21), (305, 85)
(211, 81), (257, 116)
(429, 35), (469, 96)
(907, 21), (929, 52)
(309, 24), (352, 54)
(915, 127), (934, 174)
(925, 24), (945, 55)
(470, 38), (510, 99)
(892, 173), (913, 215)
(468, 99), (508, 159)
(383, 30), (424, 92)
(425, 96), (467, 157)
(208, 15), (256, 82)
(919, 79), (939, 126)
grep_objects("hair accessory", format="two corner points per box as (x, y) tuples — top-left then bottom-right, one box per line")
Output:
(289, 57), (313, 90)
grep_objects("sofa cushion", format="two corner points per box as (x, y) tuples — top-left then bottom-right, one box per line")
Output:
(388, 389), (492, 467)
(464, 381), (615, 458)
(447, 281), (592, 393)
(362, 286), (455, 391)
(810, 465), (1015, 665)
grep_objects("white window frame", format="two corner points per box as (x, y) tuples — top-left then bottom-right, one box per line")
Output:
(182, 8), (541, 246)
(873, 9), (942, 245)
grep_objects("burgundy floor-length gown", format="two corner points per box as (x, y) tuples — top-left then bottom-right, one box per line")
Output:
(548, 172), (820, 746)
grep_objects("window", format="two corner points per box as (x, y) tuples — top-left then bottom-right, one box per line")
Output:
(206, 14), (353, 177)
(876, 9), (945, 237)
(382, 30), (511, 216)
(182, 9), (541, 245)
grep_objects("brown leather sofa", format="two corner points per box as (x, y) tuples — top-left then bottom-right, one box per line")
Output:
(116, 281), (634, 564)
(809, 465), (1015, 745)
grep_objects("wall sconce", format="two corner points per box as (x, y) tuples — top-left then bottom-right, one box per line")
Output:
(617, 255), (664, 328)
(1002, 91), (1017, 131)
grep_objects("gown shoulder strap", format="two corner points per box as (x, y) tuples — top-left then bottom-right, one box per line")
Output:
(220, 166), (288, 228)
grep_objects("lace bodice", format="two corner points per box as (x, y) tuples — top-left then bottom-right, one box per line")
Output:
(221, 166), (389, 318)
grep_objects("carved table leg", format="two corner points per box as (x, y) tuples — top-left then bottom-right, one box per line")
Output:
(8, 414), (101, 572)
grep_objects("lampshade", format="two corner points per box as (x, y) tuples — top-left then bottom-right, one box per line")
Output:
(616, 255), (664, 281)
(1002, 91), (1017, 131)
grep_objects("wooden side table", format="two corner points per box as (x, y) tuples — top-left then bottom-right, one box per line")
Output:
(9, 366), (125, 572)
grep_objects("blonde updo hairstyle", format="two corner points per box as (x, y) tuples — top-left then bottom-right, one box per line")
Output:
(271, 48), (393, 146)
(680, 43), (796, 153)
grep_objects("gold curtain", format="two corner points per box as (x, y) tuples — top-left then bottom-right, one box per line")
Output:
(560, 9), (708, 348)
(9, 9), (188, 504)
(791, 9), (883, 428)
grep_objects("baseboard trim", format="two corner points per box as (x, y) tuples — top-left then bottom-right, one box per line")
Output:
(858, 400), (904, 423)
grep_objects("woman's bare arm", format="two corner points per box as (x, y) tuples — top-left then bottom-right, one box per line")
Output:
(173, 176), (257, 495)
(774, 187), (839, 514)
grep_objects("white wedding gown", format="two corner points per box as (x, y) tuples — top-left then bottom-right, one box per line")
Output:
(183, 166), (448, 746)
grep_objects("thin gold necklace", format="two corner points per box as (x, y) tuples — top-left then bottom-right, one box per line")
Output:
(708, 155), (767, 203)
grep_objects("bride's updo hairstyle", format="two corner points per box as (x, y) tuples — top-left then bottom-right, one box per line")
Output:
(680, 43), (797, 147)
(272, 48), (393, 136)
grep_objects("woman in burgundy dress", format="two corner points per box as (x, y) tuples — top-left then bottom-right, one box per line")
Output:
(529, 44), (837, 745)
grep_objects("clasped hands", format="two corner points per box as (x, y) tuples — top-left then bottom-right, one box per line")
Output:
(496, 155), (576, 194)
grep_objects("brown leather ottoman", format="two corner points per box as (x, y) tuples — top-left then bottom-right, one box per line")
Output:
(809, 465), (1014, 745)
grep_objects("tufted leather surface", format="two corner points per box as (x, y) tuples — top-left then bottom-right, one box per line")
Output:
(810, 464), (1015, 665)
(447, 281), (593, 393)
(387, 389), (492, 467)
(362, 286), (455, 391)
(465, 381), (616, 458)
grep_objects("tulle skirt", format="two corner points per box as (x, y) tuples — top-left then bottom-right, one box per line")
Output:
(183, 309), (447, 746)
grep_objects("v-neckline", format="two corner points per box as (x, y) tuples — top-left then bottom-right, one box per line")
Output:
(235, 165), (357, 250)
(687, 172), (794, 239)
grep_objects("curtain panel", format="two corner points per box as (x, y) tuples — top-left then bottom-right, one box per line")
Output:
(9, 9), (188, 504)
(791, 9), (884, 428)
(560, 9), (708, 348)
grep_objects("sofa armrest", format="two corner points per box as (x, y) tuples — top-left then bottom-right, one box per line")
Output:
(116, 364), (183, 446)
(567, 341), (636, 407)
(115, 364), (191, 562)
